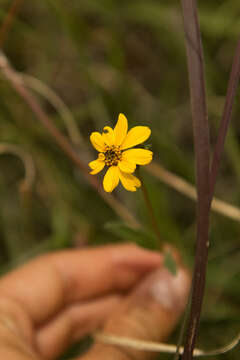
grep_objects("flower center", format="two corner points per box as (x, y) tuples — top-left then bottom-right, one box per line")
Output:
(104, 145), (122, 166)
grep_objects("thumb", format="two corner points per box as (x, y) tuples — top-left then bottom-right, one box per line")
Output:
(80, 261), (191, 360)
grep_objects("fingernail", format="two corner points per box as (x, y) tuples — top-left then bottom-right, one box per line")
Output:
(150, 268), (190, 311)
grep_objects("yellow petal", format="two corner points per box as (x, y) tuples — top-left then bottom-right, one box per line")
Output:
(102, 126), (115, 146)
(89, 159), (105, 175)
(121, 126), (151, 150)
(122, 148), (153, 165)
(119, 170), (141, 191)
(114, 113), (128, 146)
(98, 153), (105, 161)
(103, 166), (120, 192)
(90, 132), (106, 152)
(118, 159), (136, 173)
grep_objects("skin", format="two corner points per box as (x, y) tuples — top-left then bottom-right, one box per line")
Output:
(0, 244), (191, 360)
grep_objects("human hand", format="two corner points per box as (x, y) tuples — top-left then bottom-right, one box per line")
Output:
(0, 244), (190, 360)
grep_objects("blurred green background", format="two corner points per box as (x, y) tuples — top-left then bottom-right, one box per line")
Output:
(0, 0), (239, 359)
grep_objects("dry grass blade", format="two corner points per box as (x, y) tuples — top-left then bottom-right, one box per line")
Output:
(180, 1), (211, 359)
(147, 162), (240, 222)
(210, 38), (240, 200)
(21, 74), (83, 146)
(95, 331), (240, 357)
(0, 143), (35, 192)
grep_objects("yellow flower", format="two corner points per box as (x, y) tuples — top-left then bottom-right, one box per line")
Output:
(89, 113), (153, 192)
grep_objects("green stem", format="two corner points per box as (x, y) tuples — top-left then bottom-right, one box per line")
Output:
(138, 170), (162, 246)
(174, 286), (193, 360)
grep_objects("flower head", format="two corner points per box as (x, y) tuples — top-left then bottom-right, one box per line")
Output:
(89, 113), (153, 192)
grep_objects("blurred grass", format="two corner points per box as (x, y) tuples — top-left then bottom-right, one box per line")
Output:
(0, 0), (239, 359)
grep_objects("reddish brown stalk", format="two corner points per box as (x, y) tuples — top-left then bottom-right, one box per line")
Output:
(0, 0), (24, 48)
(180, 7), (240, 358)
(180, 1), (211, 359)
(0, 50), (139, 228)
(210, 38), (240, 200)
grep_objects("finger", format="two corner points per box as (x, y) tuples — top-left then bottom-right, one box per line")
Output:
(36, 295), (121, 360)
(0, 302), (38, 360)
(0, 244), (162, 325)
(80, 265), (191, 360)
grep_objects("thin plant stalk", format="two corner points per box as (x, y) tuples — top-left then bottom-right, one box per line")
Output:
(180, 1), (211, 359)
(138, 170), (162, 246)
(0, 0), (24, 47)
(21, 74), (83, 146)
(147, 162), (240, 223)
(173, 290), (192, 360)
(95, 331), (240, 356)
(0, 143), (35, 192)
(180, 3), (240, 360)
(209, 38), (240, 200)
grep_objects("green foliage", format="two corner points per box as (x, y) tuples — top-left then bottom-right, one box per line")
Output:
(0, 0), (240, 358)
(163, 250), (177, 276)
(104, 221), (159, 250)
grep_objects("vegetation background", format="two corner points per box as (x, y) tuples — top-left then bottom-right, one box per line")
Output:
(0, 0), (239, 359)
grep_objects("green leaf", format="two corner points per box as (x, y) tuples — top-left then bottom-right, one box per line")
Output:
(164, 250), (177, 276)
(104, 221), (159, 250)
